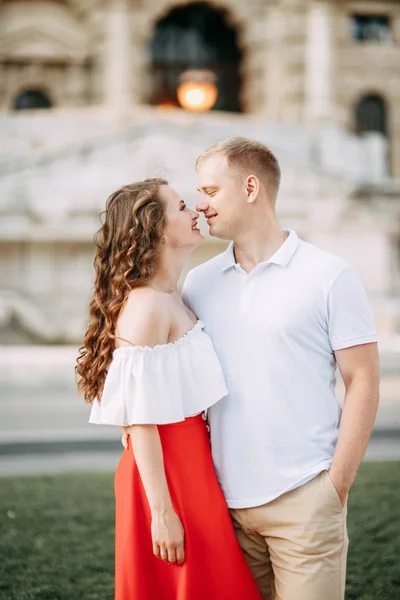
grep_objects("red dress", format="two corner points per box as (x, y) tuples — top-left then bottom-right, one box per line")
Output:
(114, 415), (262, 600)
(89, 321), (261, 599)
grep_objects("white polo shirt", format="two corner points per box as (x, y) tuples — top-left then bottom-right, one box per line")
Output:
(182, 230), (378, 509)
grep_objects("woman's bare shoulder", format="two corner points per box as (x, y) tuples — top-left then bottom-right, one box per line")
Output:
(116, 288), (171, 347)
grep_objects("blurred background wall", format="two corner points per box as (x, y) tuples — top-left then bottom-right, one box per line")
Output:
(0, 0), (399, 462)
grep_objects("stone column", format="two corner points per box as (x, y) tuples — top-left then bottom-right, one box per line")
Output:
(103, 0), (132, 110)
(0, 64), (5, 110)
(67, 62), (86, 106)
(304, 1), (333, 122)
(264, 5), (287, 121)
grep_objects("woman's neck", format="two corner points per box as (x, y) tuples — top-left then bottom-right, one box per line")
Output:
(148, 246), (187, 294)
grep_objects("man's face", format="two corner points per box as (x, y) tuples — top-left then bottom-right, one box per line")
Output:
(196, 154), (246, 240)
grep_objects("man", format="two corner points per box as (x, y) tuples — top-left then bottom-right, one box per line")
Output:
(181, 137), (380, 600)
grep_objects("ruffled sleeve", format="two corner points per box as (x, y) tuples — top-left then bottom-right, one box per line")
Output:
(89, 321), (228, 426)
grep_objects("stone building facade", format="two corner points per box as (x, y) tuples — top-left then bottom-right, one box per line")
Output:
(0, 0), (399, 357)
(0, 0), (399, 175)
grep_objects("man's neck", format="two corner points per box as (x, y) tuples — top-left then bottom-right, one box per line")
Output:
(233, 226), (287, 274)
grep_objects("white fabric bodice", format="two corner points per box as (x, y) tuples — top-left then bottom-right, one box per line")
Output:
(89, 321), (228, 426)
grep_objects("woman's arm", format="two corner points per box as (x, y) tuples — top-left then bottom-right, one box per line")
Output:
(116, 289), (185, 565)
(128, 424), (184, 565)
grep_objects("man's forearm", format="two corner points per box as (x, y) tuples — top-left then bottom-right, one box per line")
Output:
(330, 378), (379, 495)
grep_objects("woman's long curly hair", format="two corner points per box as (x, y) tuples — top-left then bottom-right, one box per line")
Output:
(76, 178), (168, 403)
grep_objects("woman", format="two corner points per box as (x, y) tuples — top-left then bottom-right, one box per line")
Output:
(76, 179), (261, 600)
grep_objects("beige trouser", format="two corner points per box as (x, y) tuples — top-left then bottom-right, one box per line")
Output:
(230, 470), (349, 600)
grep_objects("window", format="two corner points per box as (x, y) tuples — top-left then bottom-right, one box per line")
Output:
(351, 15), (392, 43)
(355, 95), (387, 135)
(13, 89), (52, 110)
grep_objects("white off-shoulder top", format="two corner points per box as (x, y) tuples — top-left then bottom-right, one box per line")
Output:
(89, 321), (228, 426)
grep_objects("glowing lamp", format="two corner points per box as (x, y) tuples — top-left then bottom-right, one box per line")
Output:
(177, 70), (218, 112)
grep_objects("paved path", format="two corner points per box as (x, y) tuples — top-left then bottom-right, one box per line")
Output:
(0, 435), (399, 478)
(0, 346), (399, 476)
(2, 377), (399, 443)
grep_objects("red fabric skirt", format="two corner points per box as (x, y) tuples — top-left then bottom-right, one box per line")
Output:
(114, 413), (262, 600)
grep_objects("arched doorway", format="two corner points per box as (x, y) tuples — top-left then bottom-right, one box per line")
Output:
(149, 2), (242, 112)
(13, 89), (52, 111)
(355, 94), (387, 135)
(355, 93), (390, 175)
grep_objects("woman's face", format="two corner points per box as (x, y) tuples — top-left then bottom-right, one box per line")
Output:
(159, 185), (203, 250)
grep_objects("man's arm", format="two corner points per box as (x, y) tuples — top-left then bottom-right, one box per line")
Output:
(329, 342), (380, 504)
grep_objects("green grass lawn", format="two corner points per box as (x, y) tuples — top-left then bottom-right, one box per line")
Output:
(0, 462), (399, 600)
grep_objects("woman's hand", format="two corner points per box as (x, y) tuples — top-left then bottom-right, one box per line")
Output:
(151, 508), (185, 565)
(120, 426), (129, 449)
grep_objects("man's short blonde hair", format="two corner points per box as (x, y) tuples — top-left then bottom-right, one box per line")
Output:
(196, 136), (281, 198)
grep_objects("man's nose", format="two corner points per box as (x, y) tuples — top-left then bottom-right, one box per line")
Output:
(196, 198), (209, 213)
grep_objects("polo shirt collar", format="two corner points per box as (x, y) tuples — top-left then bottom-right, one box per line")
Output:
(220, 230), (299, 272)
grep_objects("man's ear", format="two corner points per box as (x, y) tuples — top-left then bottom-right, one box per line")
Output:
(246, 175), (259, 204)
